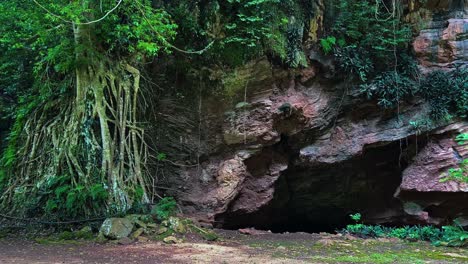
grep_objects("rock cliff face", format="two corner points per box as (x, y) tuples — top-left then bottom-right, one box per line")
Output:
(160, 1), (468, 231)
(411, 0), (467, 71)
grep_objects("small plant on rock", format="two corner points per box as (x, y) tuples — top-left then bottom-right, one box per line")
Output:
(344, 214), (468, 247)
(440, 133), (468, 184)
(152, 197), (177, 221)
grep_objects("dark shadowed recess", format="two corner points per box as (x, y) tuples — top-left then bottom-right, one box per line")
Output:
(216, 137), (426, 233)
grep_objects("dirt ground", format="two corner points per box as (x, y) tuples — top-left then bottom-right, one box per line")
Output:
(1, 230), (467, 264)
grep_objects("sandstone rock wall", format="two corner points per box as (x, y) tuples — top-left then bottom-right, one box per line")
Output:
(159, 1), (468, 229)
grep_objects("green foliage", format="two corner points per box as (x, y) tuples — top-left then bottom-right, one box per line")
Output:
(0, 1), (47, 184)
(220, 0), (306, 67)
(152, 197), (177, 221)
(440, 133), (468, 184)
(350, 213), (362, 222)
(156, 153), (167, 161)
(434, 225), (468, 247)
(225, 0), (280, 48)
(419, 68), (468, 120)
(325, 0), (412, 83)
(0, 0), (178, 220)
(334, 46), (374, 82)
(440, 166), (468, 184)
(360, 71), (418, 108)
(456, 133), (468, 145)
(163, 0), (311, 68)
(98, 0), (177, 59)
(320, 36), (336, 54)
(359, 54), (467, 119)
(332, 0), (411, 62)
(40, 175), (108, 218)
(284, 16), (307, 68)
(320, 36), (345, 55)
(344, 214), (468, 247)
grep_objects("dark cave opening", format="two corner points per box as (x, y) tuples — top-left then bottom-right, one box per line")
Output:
(216, 137), (426, 233)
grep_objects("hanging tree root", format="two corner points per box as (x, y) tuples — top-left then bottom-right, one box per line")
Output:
(1, 61), (151, 218)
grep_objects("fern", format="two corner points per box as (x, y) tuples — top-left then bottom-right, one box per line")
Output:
(90, 184), (108, 201)
(54, 185), (70, 199)
(152, 197), (177, 221)
(320, 36), (336, 54)
(455, 133), (468, 145)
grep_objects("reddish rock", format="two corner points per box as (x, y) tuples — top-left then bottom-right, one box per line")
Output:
(396, 123), (468, 224)
(399, 126), (468, 193)
(413, 17), (467, 72)
(163, 2), (468, 229)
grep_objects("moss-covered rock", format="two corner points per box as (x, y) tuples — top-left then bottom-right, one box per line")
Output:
(162, 217), (187, 234)
(99, 218), (134, 240)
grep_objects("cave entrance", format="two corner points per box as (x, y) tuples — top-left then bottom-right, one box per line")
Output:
(216, 139), (422, 233)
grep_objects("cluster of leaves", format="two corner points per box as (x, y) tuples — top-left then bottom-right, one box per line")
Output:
(320, 36), (345, 55)
(360, 71), (418, 109)
(151, 196), (177, 221)
(162, 0), (312, 68)
(440, 133), (468, 184)
(0, 0), (179, 219)
(419, 68), (468, 120)
(321, 0), (467, 121)
(362, 66), (467, 120)
(0, 1), (53, 189)
(220, 0), (309, 67)
(345, 214), (468, 247)
(326, 0), (412, 81)
(357, 52), (419, 107)
(97, 0), (177, 59)
(40, 175), (108, 219)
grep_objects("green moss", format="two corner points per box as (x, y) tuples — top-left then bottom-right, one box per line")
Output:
(252, 236), (468, 263)
(222, 70), (250, 98)
(153, 229), (175, 241)
(331, 252), (422, 264)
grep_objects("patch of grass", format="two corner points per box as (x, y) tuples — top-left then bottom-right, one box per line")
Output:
(332, 252), (422, 264)
(319, 249), (468, 264)
(255, 234), (468, 263)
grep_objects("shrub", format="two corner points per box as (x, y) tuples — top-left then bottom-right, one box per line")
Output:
(152, 197), (177, 221)
(330, 0), (411, 78)
(419, 68), (468, 120)
(41, 175), (109, 219)
(440, 133), (468, 184)
(320, 36), (336, 54)
(344, 213), (468, 247)
(334, 45), (374, 82)
(435, 225), (468, 247)
(360, 71), (418, 108)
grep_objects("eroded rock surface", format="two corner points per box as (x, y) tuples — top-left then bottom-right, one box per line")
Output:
(412, 1), (467, 71)
(399, 124), (468, 193)
(396, 123), (468, 225)
(160, 2), (468, 230)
